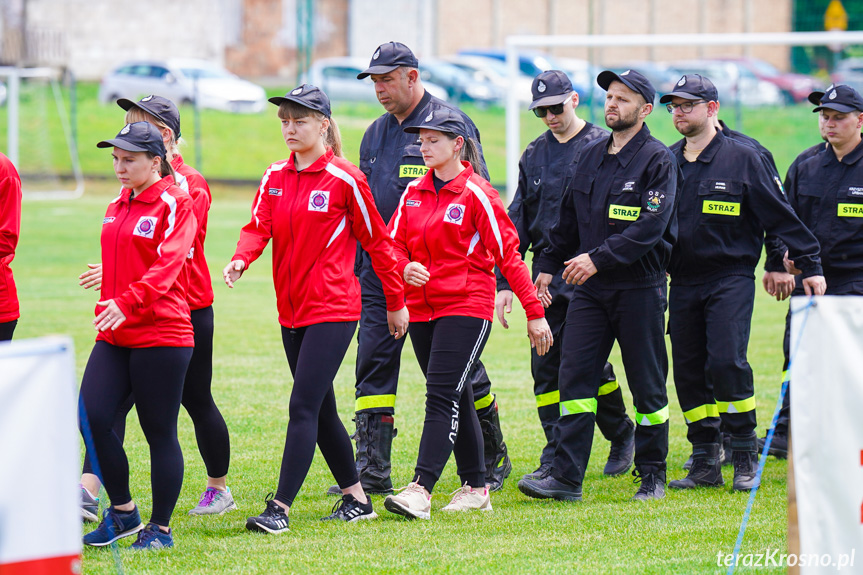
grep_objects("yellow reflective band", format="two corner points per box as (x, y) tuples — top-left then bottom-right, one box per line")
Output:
(536, 390), (560, 408)
(838, 203), (863, 217)
(399, 165), (429, 178)
(474, 393), (495, 411)
(608, 204), (641, 221)
(782, 369), (790, 383)
(597, 380), (619, 396)
(702, 200), (741, 216)
(355, 394), (396, 411)
(716, 397), (756, 414)
(635, 405), (670, 426)
(560, 398), (597, 416)
(682, 403), (720, 424)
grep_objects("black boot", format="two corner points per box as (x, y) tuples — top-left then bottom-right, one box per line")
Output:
(731, 433), (759, 491)
(478, 399), (512, 492)
(603, 418), (635, 476)
(327, 412), (396, 495)
(757, 431), (788, 459)
(668, 443), (724, 489)
(683, 434), (729, 470)
(632, 468), (666, 501)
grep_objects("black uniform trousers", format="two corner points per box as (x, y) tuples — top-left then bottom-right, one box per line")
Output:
(670, 275), (757, 445)
(355, 256), (494, 414)
(534, 275), (630, 466)
(0, 319), (16, 341)
(553, 282), (669, 486)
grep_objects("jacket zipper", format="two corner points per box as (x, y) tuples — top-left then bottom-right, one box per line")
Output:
(286, 171), (297, 328)
(110, 195), (133, 344)
(420, 190), (439, 318)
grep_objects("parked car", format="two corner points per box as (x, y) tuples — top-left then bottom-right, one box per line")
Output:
(831, 58), (863, 95)
(445, 54), (533, 104)
(714, 56), (822, 103)
(420, 58), (502, 107)
(301, 57), (449, 103)
(665, 59), (785, 106)
(98, 59), (267, 113)
(556, 57), (606, 104)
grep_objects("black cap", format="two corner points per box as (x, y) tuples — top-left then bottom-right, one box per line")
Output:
(403, 106), (469, 139)
(659, 74), (719, 104)
(597, 69), (656, 105)
(809, 84), (863, 113)
(96, 122), (167, 157)
(529, 70), (573, 110)
(117, 95), (181, 139)
(357, 42), (419, 79)
(268, 84), (332, 118)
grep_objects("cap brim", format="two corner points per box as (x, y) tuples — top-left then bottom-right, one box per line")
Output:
(813, 103), (860, 113)
(357, 65), (399, 79)
(269, 95), (330, 117)
(529, 92), (571, 110)
(660, 90), (707, 104)
(96, 138), (150, 152)
(808, 91), (825, 106)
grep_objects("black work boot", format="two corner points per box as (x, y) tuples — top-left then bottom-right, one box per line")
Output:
(632, 468), (666, 501)
(327, 412), (396, 495)
(518, 474), (582, 501)
(757, 431), (788, 459)
(683, 434), (728, 470)
(478, 400), (512, 492)
(731, 433), (759, 491)
(668, 443), (724, 489)
(603, 418), (635, 476)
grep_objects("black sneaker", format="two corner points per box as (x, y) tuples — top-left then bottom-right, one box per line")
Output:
(632, 469), (665, 501)
(321, 494), (378, 522)
(522, 462), (553, 481)
(757, 433), (788, 459)
(517, 474), (582, 501)
(245, 493), (290, 534)
(603, 420), (635, 476)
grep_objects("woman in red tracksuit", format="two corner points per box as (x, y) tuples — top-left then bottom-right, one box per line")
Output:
(79, 95), (234, 520)
(80, 121), (197, 550)
(383, 107), (553, 519)
(223, 85), (409, 532)
(0, 152), (21, 341)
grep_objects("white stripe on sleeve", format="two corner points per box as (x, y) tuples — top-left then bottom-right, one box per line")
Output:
(466, 179), (504, 259)
(390, 181), (419, 239)
(326, 216), (347, 248)
(157, 189), (178, 257)
(253, 161), (288, 227)
(326, 162), (372, 237)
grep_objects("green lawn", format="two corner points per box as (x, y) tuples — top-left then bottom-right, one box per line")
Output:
(14, 180), (790, 574)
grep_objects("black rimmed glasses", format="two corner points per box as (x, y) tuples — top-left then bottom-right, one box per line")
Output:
(666, 100), (707, 114)
(533, 95), (573, 118)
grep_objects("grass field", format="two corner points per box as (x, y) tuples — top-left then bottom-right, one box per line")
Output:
(13, 174), (793, 574)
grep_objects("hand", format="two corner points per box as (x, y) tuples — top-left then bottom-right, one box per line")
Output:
(79, 263), (103, 291)
(387, 306), (410, 339)
(762, 271), (795, 301)
(494, 290), (513, 329)
(527, 317), (553, 356)
(223, 260), (246, 288)
(534, 273), (553, 307)
(94, 299), (126, 331)
(783, 250), (801, 276)
(562, 254), (597, 285)
(403, 261), (430, 287)
(802, 275), (826, 296)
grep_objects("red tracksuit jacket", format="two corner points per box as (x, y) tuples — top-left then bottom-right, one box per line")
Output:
(172, 154), (214, 311)
(233, 149), (404, 328)
(388, 163), (544, 322)
(97, 178), (196, 347)
(0, 153), (21, 324)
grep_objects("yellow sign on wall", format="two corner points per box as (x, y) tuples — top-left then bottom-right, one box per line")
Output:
(825, 0), (848, 31)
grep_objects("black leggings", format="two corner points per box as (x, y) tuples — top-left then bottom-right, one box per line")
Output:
(275, 322), (359, 506)
(82, 307), (230, 478)
(409, 316), (490, 493)
(0, 319), (16, 341)
(79, 342), (192, 526)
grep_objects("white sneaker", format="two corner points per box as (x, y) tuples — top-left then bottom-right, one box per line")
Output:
(384, 481), (431, 520)
(441, 484), (492, 512)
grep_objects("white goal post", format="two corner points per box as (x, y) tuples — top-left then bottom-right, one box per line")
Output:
(504, 31), (863, 200)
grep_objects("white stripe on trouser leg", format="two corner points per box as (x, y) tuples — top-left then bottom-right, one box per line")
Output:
(456, 319), (489, 394)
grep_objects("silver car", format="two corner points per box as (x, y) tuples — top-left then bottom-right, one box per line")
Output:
(98, 58), (267, 113)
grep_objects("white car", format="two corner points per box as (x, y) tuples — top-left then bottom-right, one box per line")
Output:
(302, 57), (449, 103)
(98, 59), (267, 113)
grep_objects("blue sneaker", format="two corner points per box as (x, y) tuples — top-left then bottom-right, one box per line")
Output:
(83, 506), (143, 547)
(130, 523), (174, 550)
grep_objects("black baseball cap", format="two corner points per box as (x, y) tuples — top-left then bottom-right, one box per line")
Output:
(809, 84), (863, 113)
(659, 74), (719, 104)
(96, 122), (167, 157)
(529, 70), (573, 110)
(403, 106), (469, 139)
(597, 69), (656, 105)
(117, 95), (181, 139)
(357, 42), (419, 79)
(268, 84), (332, 118)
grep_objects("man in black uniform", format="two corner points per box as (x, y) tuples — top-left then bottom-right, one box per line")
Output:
(658, 74), (825, 491)
(520, 70), (678, 501)
(495, 70), (635, 481)
(335, 42), (510, 495)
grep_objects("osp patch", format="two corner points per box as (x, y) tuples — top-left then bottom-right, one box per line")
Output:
(444, 203), (465, 225)
(308, 190), (330, 212)
(133, 216), (157, 239)
(646, 190), (665, 213)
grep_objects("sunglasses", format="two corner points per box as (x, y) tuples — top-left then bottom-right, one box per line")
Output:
(533, 96), (572, 118)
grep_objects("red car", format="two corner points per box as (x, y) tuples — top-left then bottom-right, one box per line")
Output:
(715, 56), (823, 103)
